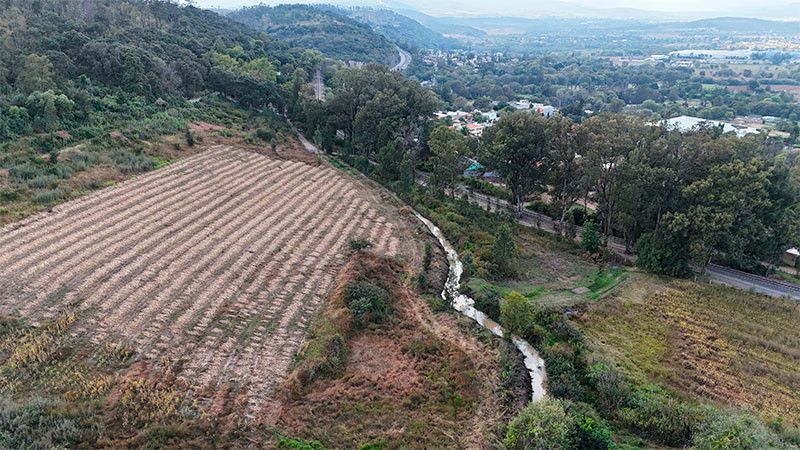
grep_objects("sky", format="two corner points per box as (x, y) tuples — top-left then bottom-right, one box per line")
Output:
(193, 0), (800, 19)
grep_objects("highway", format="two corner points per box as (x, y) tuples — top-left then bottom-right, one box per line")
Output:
(392, 46), (412, 71)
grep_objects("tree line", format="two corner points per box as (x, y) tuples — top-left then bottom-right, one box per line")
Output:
(293, 66), (800, 276)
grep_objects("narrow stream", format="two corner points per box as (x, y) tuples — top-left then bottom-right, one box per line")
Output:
(414, 213), (547, 402)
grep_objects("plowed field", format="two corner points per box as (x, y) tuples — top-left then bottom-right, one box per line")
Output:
(0, 146), (407, 418)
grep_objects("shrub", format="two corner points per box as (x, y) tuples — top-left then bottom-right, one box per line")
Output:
(588, 362), (632, 412)
(423, 242), (433, 272)
(255, 128), (275, 142)
(110, 149), (156, 173)
(692, 411), (782, 450)
(278, 437), (326, 450)
(26, 174), (59, 189)
(185, 129), (195, 147)
(343, 280), (390, 326)
(528, 200), (559, 219)
(504, 398), (574, 450)
(543, 343), (589, 403)
(472, 289), (501, 322)
(0, 188), (22, 201)
(581, 221), (602, 254)
(634, 232), (691, 278)
(349, 238), (373, 253)
(0, 396), (84, 449)
(566, 402), (615, 450)
(33, 189), (66, 204)
(493, 223), (516, 276)
(620, 391), (705, 447)
(500, 291), (535, 337)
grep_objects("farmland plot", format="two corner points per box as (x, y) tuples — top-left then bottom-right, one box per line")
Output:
(0, 146), (408, 418)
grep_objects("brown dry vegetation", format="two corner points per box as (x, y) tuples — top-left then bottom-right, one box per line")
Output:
(578, 278), (800, 426)
(271, 253), (525, 449)
(0, 145), (412, 421)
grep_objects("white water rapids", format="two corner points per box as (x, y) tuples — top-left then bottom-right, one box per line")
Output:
(414, 212), (547, 402)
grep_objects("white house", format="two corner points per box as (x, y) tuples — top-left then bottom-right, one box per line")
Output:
(661, 115), (760, 138)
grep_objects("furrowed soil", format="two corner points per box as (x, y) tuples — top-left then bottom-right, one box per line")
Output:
(0, 144), (525, 448)
(0, 145), (412, 420)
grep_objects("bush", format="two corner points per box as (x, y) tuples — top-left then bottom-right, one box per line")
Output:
(110, 149), (156, 173)
(349, 238), (373, 252)
(634, 232), (690, 278)
(422, 242), (432, 272)
(255, 127), (275, 142)
(588, 362), (632, 412)
(692, 411), (782, 450)
(33, 189), (66, 204)
(493, 223), (516, 276)
(499, 291), (535, 337)
(0, 396), (84, 449)
(581, 221), (602, 254)
(26, 174), (59, 189)
(472, 289), (501, 322)
(620, 391), (705, 447)
(543, 343), (589, 403)
(505, 398), (575, 450)
(566, 402), (615, 450)
(278, 437), (326, 450)
(343, 280), (390, 326)
(527, 200), (557, 219)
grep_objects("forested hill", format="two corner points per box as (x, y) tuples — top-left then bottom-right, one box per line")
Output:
(0, 0), (326, 142)
(324, 6), (460, 51)
(226, 5), (398, 66)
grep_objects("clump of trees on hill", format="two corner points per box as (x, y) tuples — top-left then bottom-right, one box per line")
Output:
(227, 4), (398, 66)
(0, 0), (320, 142)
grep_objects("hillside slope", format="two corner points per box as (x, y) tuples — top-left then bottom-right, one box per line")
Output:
(329, 6), (460, 50)
(0, 0), (314, 222)
(226, 5), (398, 65)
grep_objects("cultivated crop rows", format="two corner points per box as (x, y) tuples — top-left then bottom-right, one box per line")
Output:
(0, 146), (404, 418)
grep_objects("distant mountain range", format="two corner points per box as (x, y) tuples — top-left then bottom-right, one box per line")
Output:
(365, 0), (800, 21)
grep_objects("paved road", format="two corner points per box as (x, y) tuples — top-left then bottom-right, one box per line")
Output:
(413, 171), (800, 300)
(392, 46), (412, 71)
(706, 264), (800, 300)
(313, 70), (325, 101)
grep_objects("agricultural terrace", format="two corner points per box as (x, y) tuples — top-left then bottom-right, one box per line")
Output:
(0, 146), (411, 419)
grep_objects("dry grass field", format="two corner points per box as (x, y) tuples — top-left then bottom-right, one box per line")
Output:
(0, 145), (411, 419)
(577, 279), (800, 426)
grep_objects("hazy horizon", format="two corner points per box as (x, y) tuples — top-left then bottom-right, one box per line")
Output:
(193, 0), (800, 20)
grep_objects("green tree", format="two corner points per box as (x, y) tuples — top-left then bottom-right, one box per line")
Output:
(483, 111), (550, 217)
(499, 291), (534, 337)
(428, 126), (469, 196)
(581, 221), (602, 254)
(665, 159), (773, 268)
(577, 114), (648, 237)
(17, 54), (55, 94)
(504, 398), (573, 450)
(546, 115), (583, 232)
(493, 223), (516, 275)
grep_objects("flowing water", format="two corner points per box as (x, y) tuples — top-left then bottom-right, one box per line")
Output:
(414, 212), (547, 402)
